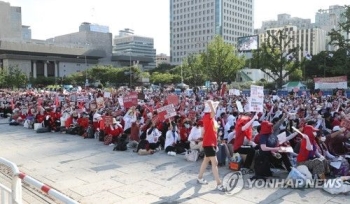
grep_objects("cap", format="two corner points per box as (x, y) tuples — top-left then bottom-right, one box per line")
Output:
(203, 100), (219, 113)
(332, 126), (341, 132)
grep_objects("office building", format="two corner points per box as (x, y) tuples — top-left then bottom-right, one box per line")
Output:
(0, 1), (22, 40)
(22, 25), (31, 40)
(79, 22), (110, 33)
(47, 26), (113, 65)
(156, 53), (171, 66)
(258, 14), (313, 33)
(170, 0), (254, 65)
(112, 28), (156, 70)
(258, 26), (327, 60)
(315, 5), (346, 32)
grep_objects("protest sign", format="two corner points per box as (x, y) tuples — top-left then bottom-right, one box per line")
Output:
(249, 85), (264, 112)
(157, 104), (177, 121)
(123, 93), (138, 108)
(167, 94), (179, 106)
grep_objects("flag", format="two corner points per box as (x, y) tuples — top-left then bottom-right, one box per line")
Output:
(11, 98), (14, 110)
(328, 53), (334, 58)
(304, 51), (312, 60)
(286, 53), (295, 61)
(55, 94), (60, 107)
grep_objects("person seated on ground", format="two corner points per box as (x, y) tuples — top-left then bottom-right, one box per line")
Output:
(297, 125), (327, 180)
(326, 126), (350, 156)
(104, 118), (123, 145)
(65, 111), (82, 135)
(128, 117), (141, 148)
(179, 119), (191, 150)
(233, 112), (258, 171)
(135, 132), (154, 155)
(259, 121), (292, 173)
(77, 112), (90, 135)
(188, 120), (204, 153)
(146, 121), (162, 151)
(164, 120), (183, 155)
(35, 107), (45, 124)
(123, 106), (137, 134)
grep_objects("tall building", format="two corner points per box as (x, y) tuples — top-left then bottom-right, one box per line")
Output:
(258, 14), (313, 33)
(315, 5), (346, 32)
(0, 1), (22, 40)
(156, 53), (170, 66)
(170, 0), (254, 65)
(112, 28), (156, 70)
(22, 25), (31, 40)
(79, 22), (110, 33)
(258, 26), (327, 60)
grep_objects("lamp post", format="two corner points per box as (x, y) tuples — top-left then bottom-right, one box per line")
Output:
(84, 55), (88, 87)
(129, 52), (132, 88)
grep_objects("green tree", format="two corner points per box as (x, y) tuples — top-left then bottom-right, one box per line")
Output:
(0, 69), (6, 87)
(251, 28), (303, 88)
(5, 66), (27, 89)
(150, 63), (175, 74)
(180, 54), (206, 87)
(201, 35), (245, 90)
(150, 72), (175, 84)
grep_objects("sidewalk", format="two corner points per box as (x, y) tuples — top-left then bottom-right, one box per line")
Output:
(0, 123), (348, 204)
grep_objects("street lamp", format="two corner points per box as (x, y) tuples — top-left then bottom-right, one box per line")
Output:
(77, 55), (88, 87)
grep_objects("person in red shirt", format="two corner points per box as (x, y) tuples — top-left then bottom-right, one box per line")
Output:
(197, 100), (225, 191)
(104, 118), (123, 145)
(179, 120), (191, 149)
(233, 112), (258, 170)
(297, 125), (326, 180)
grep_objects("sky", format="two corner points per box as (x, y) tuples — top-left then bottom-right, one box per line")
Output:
(5, 0), (350, 55)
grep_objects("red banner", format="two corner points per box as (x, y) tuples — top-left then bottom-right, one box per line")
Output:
(157, 104), (177, 121)
(123, 93), (138, 108)
(167, 94), (179, 106)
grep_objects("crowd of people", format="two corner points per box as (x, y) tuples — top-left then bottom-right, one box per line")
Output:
(1, 86), (349, 192)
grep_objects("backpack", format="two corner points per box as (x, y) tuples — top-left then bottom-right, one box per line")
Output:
(254, 150), (272, 177)
(84, 126), (94, 139)
(114, 134), (128, 151)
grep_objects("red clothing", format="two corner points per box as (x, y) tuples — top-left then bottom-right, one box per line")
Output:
(233, 116), (253, 151)
(78, 118), (89, 129)
(36, 114), (45, 123)
(202, 113), (217, 147)
(179, 127), (191, 142)
(297, 125), (316, 163)
(332, 119), (341, 127)
(93, 120), (105, 131)
(105, 125), (123, 137)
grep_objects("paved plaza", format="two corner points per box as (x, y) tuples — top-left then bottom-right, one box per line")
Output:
(0, 120), (349, 204)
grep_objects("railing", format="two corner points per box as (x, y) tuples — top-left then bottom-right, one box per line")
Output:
(0, 158), (79, 204)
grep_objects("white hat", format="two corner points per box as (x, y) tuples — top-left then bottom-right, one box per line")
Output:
(252, 121), (260, 127)
(93, 113), (102, 120)
(203, 100), (219, 113)
(332, 126), (341, 132)
(112, 118), (117, 124)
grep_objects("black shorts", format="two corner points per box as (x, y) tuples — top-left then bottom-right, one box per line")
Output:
(203, 146), (216, 157)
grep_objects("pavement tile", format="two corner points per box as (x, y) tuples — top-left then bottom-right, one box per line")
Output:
(70, 179), (124, 197)
(79, 191), (124, 204)
(282, 189), (334, 204)
(328, 194), (350, 203)
(1, 125), (347, 204)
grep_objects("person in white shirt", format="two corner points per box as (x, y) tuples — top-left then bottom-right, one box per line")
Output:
(187, 120), (204, 152)
(146, 121), (162, 150)
(164, 121), (180, 155)
(123, 106), (137, 133)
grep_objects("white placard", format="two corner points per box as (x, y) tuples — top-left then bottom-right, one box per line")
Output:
(229, 89), (240, 96)
(277, 132), (287, 144)
(104, 92), (111, 98)
(236, 101), (244, 112)
(249, 85), (264, 112)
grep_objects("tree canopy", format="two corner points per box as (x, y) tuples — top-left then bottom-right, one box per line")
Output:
(251, 28), (303, 88)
